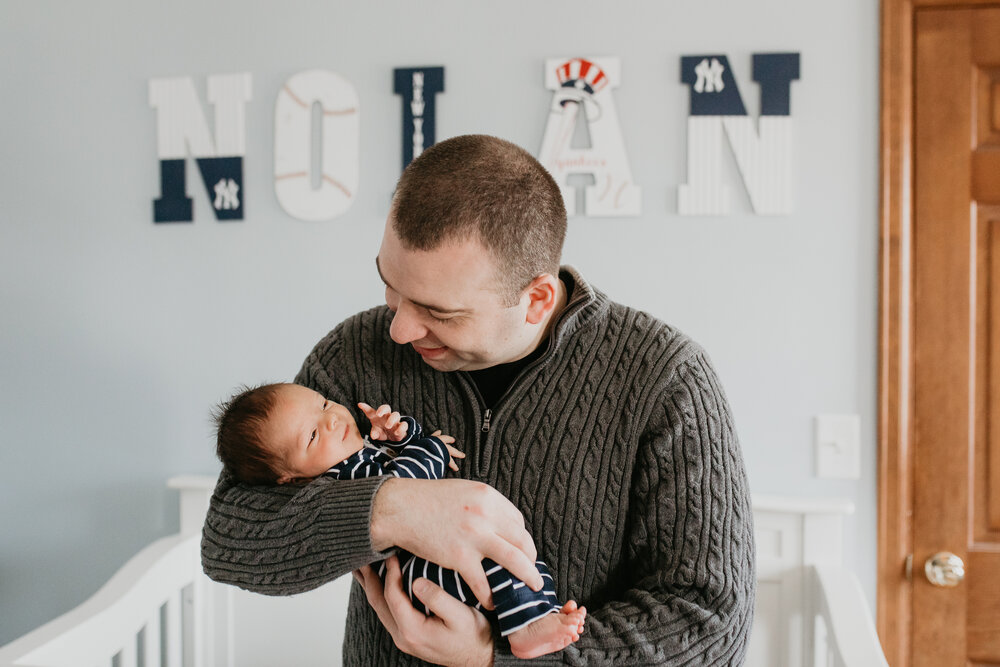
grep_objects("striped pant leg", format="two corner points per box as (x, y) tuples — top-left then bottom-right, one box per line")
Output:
(381, 554), (484, 617)
(483, 557), (560, 637)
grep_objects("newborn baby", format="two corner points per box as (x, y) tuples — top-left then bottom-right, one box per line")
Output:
(214, 382), (587, 659)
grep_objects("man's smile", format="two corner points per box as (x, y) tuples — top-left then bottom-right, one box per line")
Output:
(413, 344), (448, 359)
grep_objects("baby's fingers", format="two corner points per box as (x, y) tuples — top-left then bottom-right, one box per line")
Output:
(390, 420), (409, 439)
(430, 429), (456, 444)
(445, 443), (465, 471)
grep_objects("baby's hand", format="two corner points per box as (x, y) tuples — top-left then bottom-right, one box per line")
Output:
(431, 429), (465, 471)
(358, 403), (409, 442)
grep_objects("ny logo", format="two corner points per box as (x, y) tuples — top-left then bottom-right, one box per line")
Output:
(213, 179), (240, 210)
(693, 58), (726, 94)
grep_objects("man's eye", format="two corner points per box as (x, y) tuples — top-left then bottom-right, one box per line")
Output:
(428, 311), (453, 323)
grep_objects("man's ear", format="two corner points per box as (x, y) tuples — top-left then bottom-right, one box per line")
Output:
(524, 274), (559, 325)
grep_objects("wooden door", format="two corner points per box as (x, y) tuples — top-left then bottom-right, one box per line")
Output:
(913, 7), (1000, 665)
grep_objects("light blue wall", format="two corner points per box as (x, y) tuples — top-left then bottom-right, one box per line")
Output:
(0, 0), (879, 644)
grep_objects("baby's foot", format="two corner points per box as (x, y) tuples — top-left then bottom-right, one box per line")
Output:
(508, 601), (588, 659)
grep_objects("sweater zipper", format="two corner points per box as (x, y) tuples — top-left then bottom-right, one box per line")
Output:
(461, 281), (587, 469)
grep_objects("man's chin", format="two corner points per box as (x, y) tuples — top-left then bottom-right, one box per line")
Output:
(418, 355), (461, 372)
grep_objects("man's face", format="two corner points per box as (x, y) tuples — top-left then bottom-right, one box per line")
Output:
(376, 219), (535, 372)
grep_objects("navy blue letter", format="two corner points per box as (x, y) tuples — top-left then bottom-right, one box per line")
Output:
(393, 67), (445, 171)
(153, 159), (193, 223)
(753, 53), (800, 116)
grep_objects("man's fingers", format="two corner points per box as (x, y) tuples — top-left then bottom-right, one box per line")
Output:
(412, 577), (472, 625)
(458, 563), (495, 610)
(364, 559), (405, 638)
(497, 517), (538, 565)
(382, 555), (436, 654)
(487, 535), (544, 592)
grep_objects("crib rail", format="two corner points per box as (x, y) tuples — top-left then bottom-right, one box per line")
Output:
(811, 565), (890, 667)
(1, 481), (889, 667)
(0, 533), (204, 667)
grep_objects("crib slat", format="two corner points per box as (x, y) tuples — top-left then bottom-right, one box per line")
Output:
(191, 573), (205, 667)
(144, 609), (162, 667)
(119, 640), (138, 667)
(165, 591), (182, 667)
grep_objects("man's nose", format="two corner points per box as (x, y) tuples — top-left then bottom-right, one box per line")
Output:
(389, 301), (427, 345)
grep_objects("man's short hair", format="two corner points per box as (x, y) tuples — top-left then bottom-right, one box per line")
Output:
(390, 135), (567, 304)
(213, 383), (285, 485)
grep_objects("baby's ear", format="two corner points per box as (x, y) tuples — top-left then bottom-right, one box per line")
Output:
(276, 474), (292, 485)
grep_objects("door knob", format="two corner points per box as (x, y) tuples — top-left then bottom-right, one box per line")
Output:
(924, 551), (965, 587)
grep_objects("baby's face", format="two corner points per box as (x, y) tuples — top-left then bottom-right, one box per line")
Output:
(264, 384), (366, 483)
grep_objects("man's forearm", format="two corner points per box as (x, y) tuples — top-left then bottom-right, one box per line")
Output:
(201, 472), (390, 595)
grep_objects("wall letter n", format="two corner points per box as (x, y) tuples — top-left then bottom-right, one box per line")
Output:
(678, 53), (800, 216)
(149, 73), (252, 222)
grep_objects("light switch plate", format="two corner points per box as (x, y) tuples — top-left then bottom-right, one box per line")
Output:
(815, 414), (861, 479)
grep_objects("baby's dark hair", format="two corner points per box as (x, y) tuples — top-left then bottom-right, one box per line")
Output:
(213, 383), (286, 485)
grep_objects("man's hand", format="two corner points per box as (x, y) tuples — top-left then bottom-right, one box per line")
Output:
(359, 403), (409, 441)
(371, 478), (543, 609)
(354, 556), (494, 667)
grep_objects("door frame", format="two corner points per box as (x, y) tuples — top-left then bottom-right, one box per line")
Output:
(878, 1), (998, 664)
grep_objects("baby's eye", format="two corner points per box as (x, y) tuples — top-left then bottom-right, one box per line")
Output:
(322, 400), (329, 410)
(310, 429), (317, 444)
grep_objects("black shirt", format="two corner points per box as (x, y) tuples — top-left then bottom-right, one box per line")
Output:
(467, 340), (547, 409)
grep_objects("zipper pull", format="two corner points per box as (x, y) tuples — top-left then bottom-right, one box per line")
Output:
(481, 408), (492, 433)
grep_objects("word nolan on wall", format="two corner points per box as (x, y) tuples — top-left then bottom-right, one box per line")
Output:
(148, 53), (799, 224)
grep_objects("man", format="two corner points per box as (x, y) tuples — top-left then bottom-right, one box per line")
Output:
(202, 135), (755, 665)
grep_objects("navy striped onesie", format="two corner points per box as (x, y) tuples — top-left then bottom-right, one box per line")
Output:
(326, 416), (561, 637)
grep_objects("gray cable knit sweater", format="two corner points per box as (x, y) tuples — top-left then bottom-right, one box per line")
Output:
(202, 267), (755, 665)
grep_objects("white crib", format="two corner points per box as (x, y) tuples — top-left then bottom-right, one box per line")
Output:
(0, 477), (889, 667)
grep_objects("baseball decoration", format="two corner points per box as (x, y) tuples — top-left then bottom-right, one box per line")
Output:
(538, 57), (641, 217)
(149, 72), (252, 222)
(678, 53), (800, 215)
(394, 67), (444, 172)
(274, 70), (360, 221)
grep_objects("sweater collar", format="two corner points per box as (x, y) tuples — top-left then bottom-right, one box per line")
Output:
(547, 265), (609, 348)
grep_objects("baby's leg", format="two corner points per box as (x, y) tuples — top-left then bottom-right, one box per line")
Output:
(385, 554), (483, 616)
(484, 559), (587, 659)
